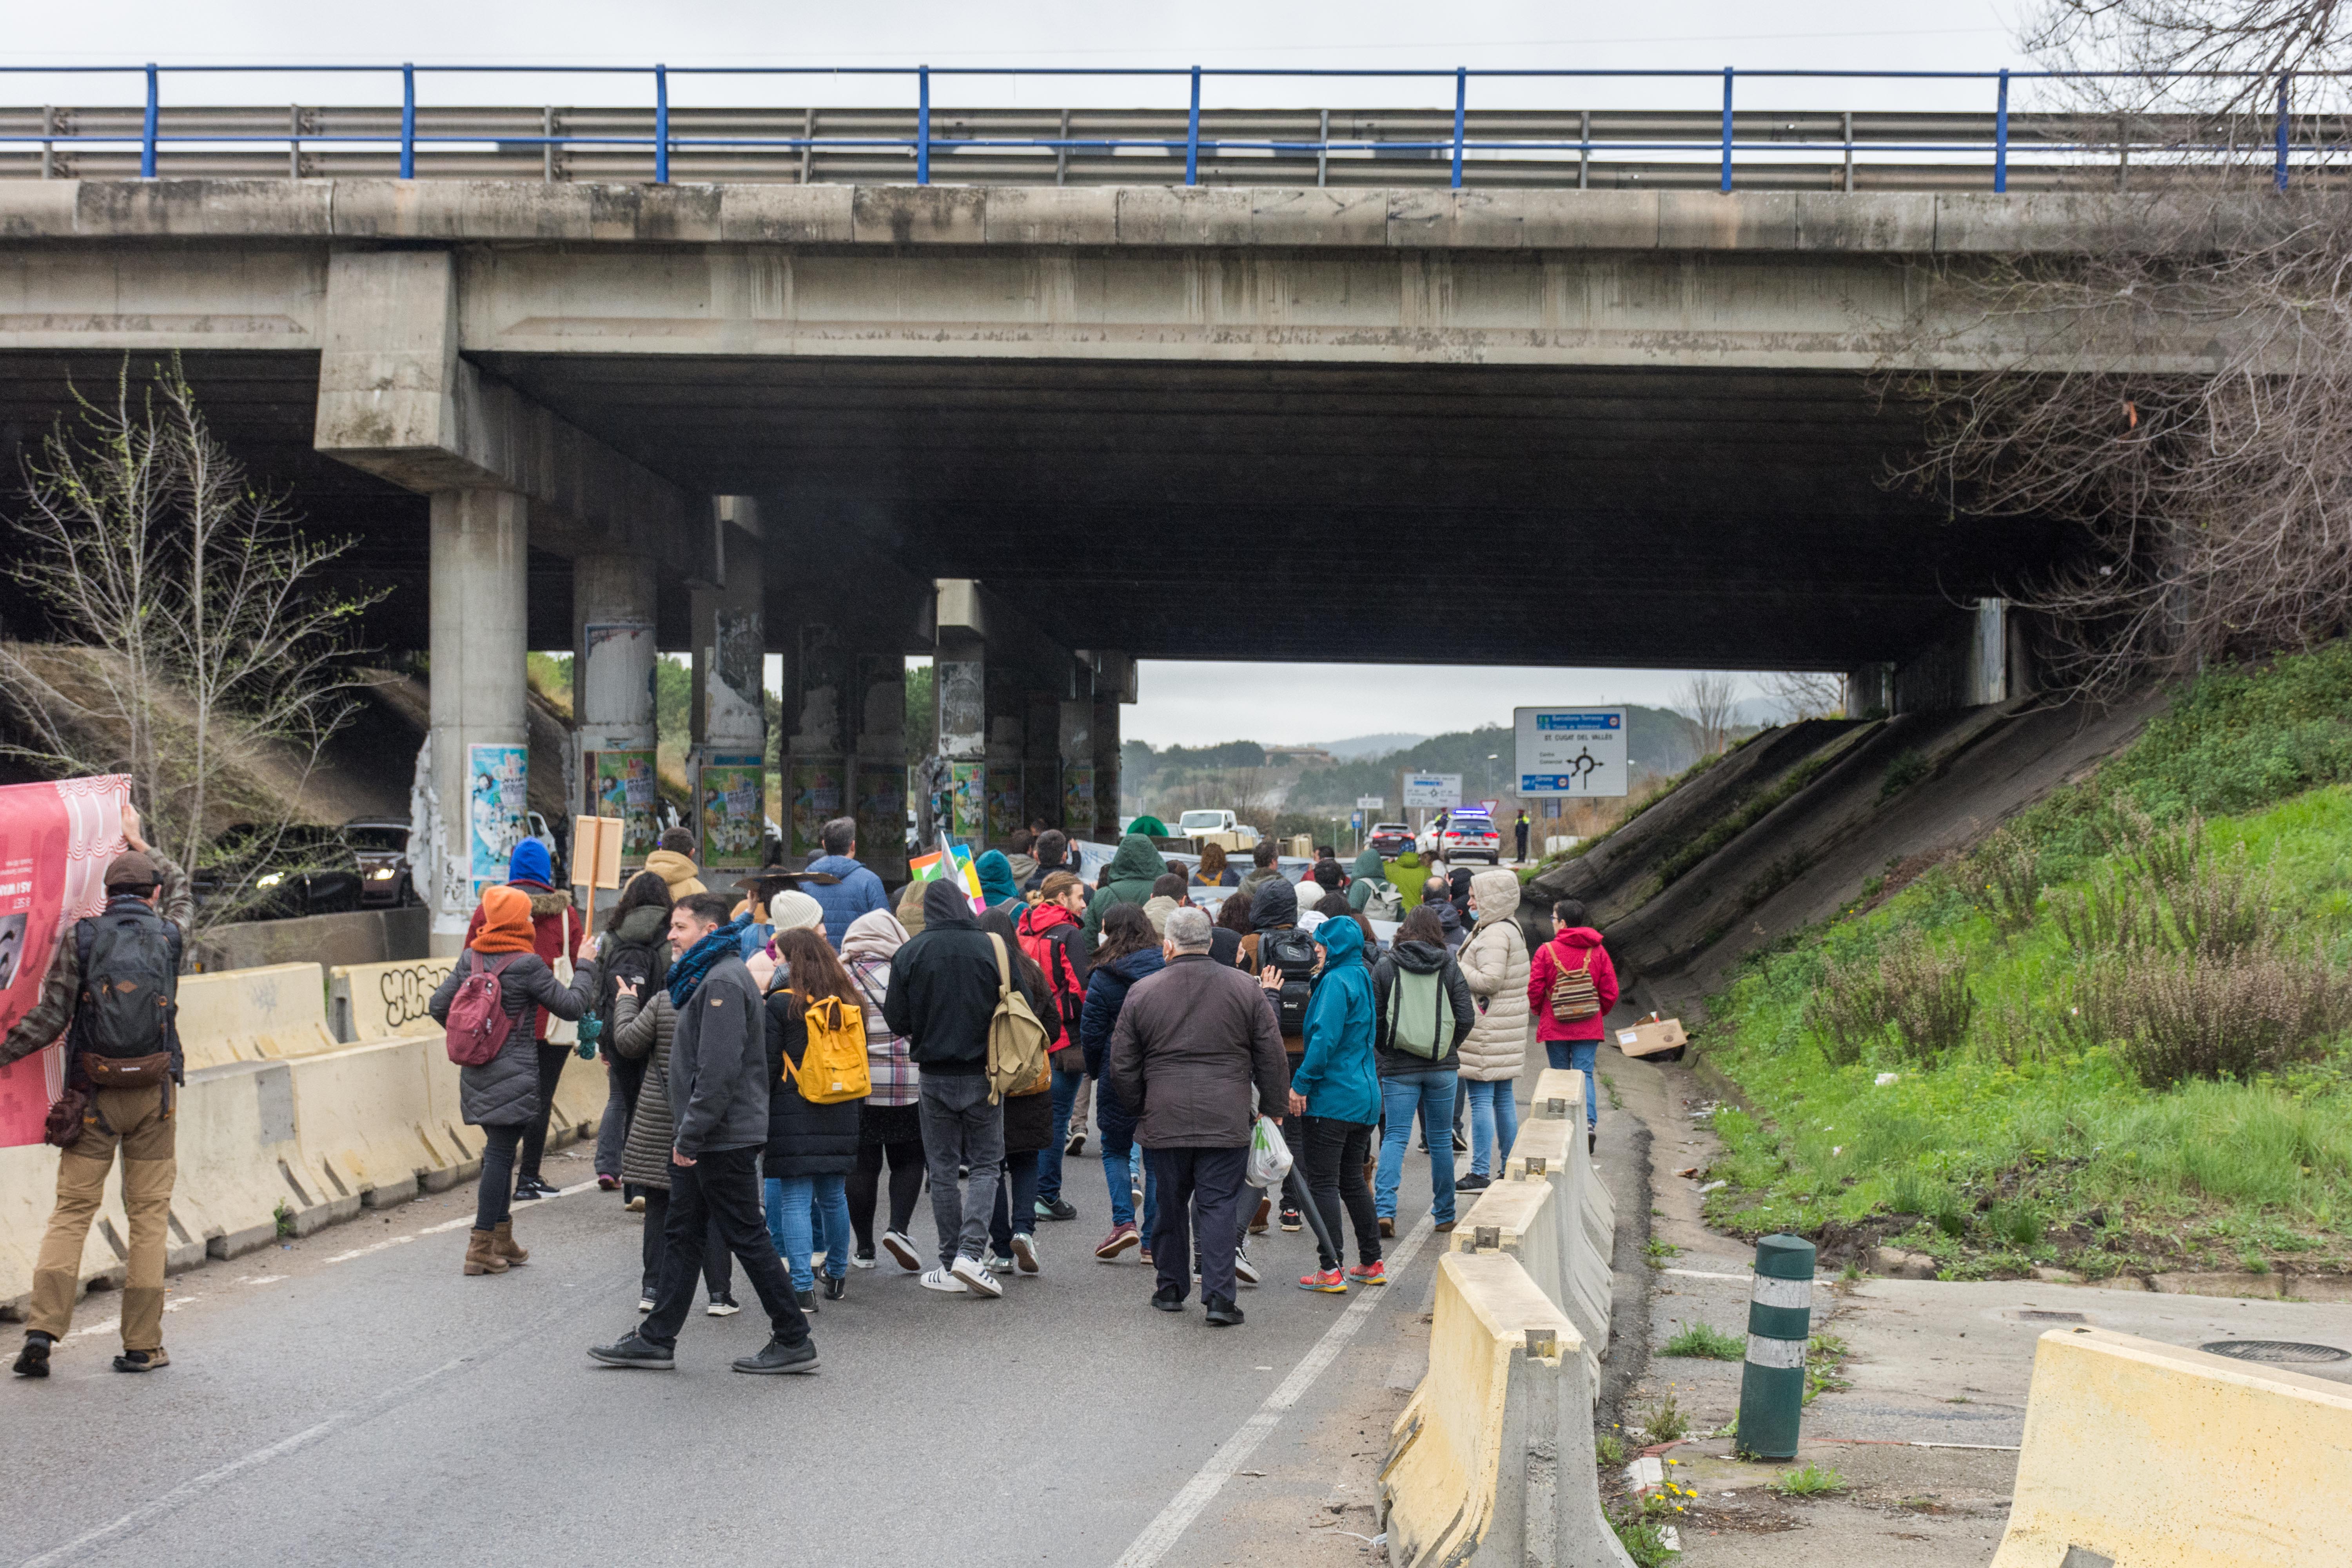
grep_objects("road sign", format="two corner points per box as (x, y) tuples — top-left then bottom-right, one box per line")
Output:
(1515, 707), (1628, 798)
(1355, 795), (1385, 811)
(1402, 773), (1461, 809)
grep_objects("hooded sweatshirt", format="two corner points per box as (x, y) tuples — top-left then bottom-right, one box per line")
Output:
(1291, 915), (1381, 1124)
(646, 848), (707, 897)
(976, 849), (1024, 912)
(1345, 846), (1391, 913)
(1082, 833), (1171, 944)
(1016, 898), (1089, 1027)
(1530, 924), (1621, 1044)
(1370, 937), (1476, 1076)
(883, 878), (1052, 1073)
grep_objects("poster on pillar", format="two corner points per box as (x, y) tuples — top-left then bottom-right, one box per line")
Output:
(937, 661), (985, 759)
(854, 763), (906, 877)
(698, 756), (765, 871)
(787, 759), (845, 860)
(1062, 765), (1096, 842)
(984, 764), (1023, 845)
(0, 775), (131, 1148)
(590, 750), (661, 865)
(948, 762), (986, 846)
(467, 743), (530, 896)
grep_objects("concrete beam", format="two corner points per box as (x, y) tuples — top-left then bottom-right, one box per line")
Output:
(311, 248), (708, 579)
(0, 179), (2269, 256)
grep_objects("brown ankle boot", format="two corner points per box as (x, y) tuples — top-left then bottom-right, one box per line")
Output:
(492, 1219), (529, 1265)
(465, 1228), (509, 1275)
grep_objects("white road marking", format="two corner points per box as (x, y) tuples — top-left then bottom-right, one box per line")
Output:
(416, 1178), (602, 1236)
(65, 1296), (196, 1342)
(1110, 1215), (1437, 1568)
(325, 1235), (416, 1264)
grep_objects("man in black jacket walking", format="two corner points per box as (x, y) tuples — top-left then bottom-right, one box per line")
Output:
(885, 878), (1054, 1300)
(590, 893), (816, 1375)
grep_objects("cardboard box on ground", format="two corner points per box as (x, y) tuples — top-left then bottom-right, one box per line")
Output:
(1615, 1016), (1688, 1059)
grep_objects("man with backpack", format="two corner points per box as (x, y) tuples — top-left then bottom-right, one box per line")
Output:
(1346, 847), (1402, 920)
(1020, 871), (1092, 1223)
(1369, 904), (1474, 1239)
(884, 878), (1055, 1299)
(588, 892), (818, 1375)
(7, 811), (192, 1378)
(1109, 907), (1290, 1326)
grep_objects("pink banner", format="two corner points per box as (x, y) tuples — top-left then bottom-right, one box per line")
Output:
(0, 776), (131, 1147)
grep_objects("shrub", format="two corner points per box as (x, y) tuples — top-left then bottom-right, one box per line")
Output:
(1879, 931), (1975, 1061)
(1805, 953), (1884, 1066)
(1881, 748), (1931, 799)
(1963, 826), (2043, 937)
(2110, 943), (2348, 1088)
(1662, 1323), (1746, 1360)
(1639, 1390), (1688, 1443)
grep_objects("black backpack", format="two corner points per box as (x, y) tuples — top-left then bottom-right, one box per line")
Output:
(74, 905), (181, 1057)
(1261, 927), (1321, 1038)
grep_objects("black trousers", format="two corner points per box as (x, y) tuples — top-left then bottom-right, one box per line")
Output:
(1301, 1115), (1382, 1271)
(1147, 1145), (1249, 1304)
(518, 1041), (569, 1182)
(474, 1122), (525, 1231)
(639, 1187), (733, 1301)
(848, 1138), (925, 1254)
(641, 1146), (809, 1350)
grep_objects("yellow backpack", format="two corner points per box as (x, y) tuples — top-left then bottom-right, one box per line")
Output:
(782, 991), (872, 1105)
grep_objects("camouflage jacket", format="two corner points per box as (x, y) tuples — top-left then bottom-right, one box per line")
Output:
(0, 851), (193, 1071)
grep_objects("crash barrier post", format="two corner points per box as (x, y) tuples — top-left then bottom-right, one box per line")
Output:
(1501, 1109), (1612, 1357)
(1451, 1172), (1600, 1385)
(1735, 1233), (1815, 1459)
(328, 956), (455, 1042)
(1991, 1325), (2352, 1567)
(176, 961), (339, 1070)
(1381, 1250), (1633, 1568)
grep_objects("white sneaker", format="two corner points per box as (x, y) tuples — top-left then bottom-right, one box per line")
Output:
(919, 1265), (968, 1294)
(984, 1250), (1015, 1274)
(881, 1230), (922, 1272)
(706, 1297), (740, 1317)
(951, 1254), (1004, 1299)
(1011, 1232), (1041, 1275)
(850, 1250), (877, 1271)
(1234, 1247), (1260, 1287)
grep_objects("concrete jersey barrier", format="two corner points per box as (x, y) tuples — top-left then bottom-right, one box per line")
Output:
(1991, 1325), (2352, 1568)
(1381, 1250), (1632, 1568)
(329, 956), (457, 1042)
(1449, 1174), (1600, 1385)
(176, 961), (338, 1070)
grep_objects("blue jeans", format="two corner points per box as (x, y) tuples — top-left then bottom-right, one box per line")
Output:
(764, 1174), (851, 1292)
(1462, 1078), (1519, 1177)
(1095, 1078), (1158, 1235)
(1546, 1041), (1600, 1128)
(1376, 1070), (1458, 1225)
(1037, 1067), (1084, 1202)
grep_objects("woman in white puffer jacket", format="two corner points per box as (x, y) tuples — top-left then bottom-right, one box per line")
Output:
(1453, 868), (1531, 1188)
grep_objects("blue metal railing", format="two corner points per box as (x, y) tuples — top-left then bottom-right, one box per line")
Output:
(2, 62), (2342, 192)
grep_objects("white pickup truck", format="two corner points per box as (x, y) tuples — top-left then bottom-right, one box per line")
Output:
(1175, 809), (1261, 849)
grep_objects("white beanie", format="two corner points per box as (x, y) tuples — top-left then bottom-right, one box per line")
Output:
(769, 889), (825, 931)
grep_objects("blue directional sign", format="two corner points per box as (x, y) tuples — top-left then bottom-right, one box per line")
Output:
(1514, 707), (1628, 798)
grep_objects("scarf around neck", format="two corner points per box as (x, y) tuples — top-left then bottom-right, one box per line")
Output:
(667, 915), (747, 1007)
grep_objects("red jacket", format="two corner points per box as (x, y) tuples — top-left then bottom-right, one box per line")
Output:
(463, 880), (581, 1042)
(1017, 900), (1090, 1033)
(1528, 927), (1619, 1043)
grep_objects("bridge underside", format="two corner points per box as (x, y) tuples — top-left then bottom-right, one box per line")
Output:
(0, 347), (2052, 670)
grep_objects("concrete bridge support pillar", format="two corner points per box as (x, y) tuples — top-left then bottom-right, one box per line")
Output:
(933, 585), (987, 851)
(425, 488), (530, 953)
(1025, 691), (1062, 838)
(1090, 651), (1136, 833)
(851, 652), (909, 881)
(780, 618), (849, 864)
(690, 498), (767, 878)
(572, 553), (660, 873)
(1058, 695), (1097, 842)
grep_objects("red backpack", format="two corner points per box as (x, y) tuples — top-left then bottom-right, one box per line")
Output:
(444, 952), (521, 1066)
(1017, 906), (1085, 1028)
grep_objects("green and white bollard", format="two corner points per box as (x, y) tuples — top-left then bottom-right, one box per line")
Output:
(1734, 1233), (1815, 1459)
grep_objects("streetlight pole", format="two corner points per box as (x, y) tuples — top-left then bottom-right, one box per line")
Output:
(1486, 753), (1497, 803)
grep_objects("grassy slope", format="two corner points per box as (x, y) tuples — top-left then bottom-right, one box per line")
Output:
(1695, 645), (2352, 1281)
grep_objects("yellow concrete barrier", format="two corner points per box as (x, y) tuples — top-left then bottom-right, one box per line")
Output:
(328, 956), (456, 1042)
(177, 962), (338, 1069)
(1991, 1325), (2352, 1568)
(1451, 1174), (1601, 1385)
(1382, 1250), (1629, 1568)
(289, 1038), (446, 1211)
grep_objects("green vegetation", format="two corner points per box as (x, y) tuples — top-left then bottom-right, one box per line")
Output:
(1655, 755), (1828, 887)
(1771, 1463), (1846, 1498)
(1637, 1390), (1688, 1443)
(1609, 1518), (1676, 1568)
(1662, 1323), (1746, 1360)
(1595, 1431), (1627, 1466)
(1697, 644), (2352, 1279)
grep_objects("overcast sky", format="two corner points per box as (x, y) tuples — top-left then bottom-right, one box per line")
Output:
(47, 1), (2032, 749)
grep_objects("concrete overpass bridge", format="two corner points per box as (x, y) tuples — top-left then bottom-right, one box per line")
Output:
(0, 149), (2247, 937)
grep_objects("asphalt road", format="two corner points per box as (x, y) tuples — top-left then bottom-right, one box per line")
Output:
(2, 1131), (1458, 1568)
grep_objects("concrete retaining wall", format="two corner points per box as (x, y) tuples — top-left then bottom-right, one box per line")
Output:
(189, 906), (430, 974)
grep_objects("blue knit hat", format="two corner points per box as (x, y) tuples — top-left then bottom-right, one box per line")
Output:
(508, 838), (553, 886)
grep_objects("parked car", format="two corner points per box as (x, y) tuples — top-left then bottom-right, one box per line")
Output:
(1174, 809), (1261, 849)
(1441, 811), (1502, 865)
(193, 823), (365, 920)
(343, 815), (416, 908)
(1367, 822), (1415, 858)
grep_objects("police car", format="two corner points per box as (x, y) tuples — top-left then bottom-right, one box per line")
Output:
(1440, 810), (1502, 864)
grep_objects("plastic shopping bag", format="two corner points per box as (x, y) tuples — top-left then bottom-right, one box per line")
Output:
(1246, 1113), (1294, 1190)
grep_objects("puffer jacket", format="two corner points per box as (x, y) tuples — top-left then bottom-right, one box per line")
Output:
(597, 904), (671, 1019)
(428, 948), (600, 1126)
(611, 984), (680, 1192)
(462, 882), (584, 1041)
(763, 986), (862, 1178)
(1456, 869), (1531, 1082)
